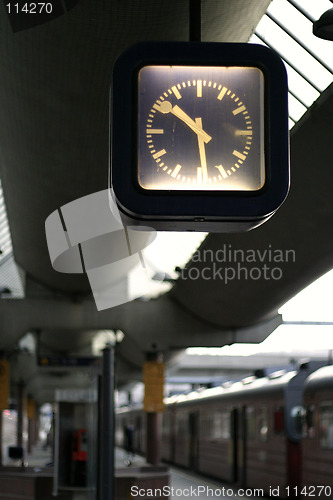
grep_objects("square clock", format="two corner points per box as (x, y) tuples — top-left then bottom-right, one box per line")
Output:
(111, 42), (289, 232)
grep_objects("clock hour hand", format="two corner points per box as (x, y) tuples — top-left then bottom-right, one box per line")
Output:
(157, 101), (212, 144)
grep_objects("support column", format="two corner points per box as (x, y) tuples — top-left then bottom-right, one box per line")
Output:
(17, 381), (25, 449)
(100, 347), (115, 500)
(27, 417), (34, 454)
(0, 410), (3, 466)
(51, 405), (56, 462)
(26, 396), (36, 454)
(144, 352), (164, 466)
(0, 359), (10, 465)
(146, 412), (162, 466)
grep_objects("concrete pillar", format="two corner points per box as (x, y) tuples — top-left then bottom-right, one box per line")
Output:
(16, 381), (25, 449)
(27, 417), (34, 454)
(0, 410), (3, 466)
(100, 346), (115, 500)
(146, 412), (162, 466)
(145, 352), (164, 466)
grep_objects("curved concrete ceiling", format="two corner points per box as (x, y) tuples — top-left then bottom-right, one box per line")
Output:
(0, 0), (271, 293)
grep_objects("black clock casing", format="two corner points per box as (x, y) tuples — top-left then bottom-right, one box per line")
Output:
(111, 42), (289, 232)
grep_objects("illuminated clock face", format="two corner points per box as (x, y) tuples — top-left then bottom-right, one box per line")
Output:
(138, 65), (265, 191)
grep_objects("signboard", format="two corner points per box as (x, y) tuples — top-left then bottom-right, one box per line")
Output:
(38, 355), (97, 367)
(0, 360), (9, 410)
(143, 361), (165, 412)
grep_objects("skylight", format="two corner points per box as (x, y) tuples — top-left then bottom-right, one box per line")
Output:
(0, 182), (24, 298)
(250, 0), (333, 129)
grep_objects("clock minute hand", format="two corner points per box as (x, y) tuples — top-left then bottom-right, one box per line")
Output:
(157, 101), (212, 144)
(195, 118), (208, 183)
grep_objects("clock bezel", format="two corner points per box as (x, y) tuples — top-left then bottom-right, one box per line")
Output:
(111, 42), (289, 228)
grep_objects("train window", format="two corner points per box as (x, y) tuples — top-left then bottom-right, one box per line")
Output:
(305, 405), (315, 439)
(212, 410), (231, 440)
(246, 407), (256, 440)
(274, 407), (284, 434)
(162, 412), (170, 435)
(176, 412), (188, 437)
(200, 410), (210, 438)
(221, 411), (231, 440)
(258, 406), (269, 442)
(201, 409), (221, 439)
(290, 406), (306, 438)
(212, 411), (221, 439)
(319, 403), (333, 450)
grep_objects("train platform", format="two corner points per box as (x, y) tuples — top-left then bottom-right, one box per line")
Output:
(116, 449), (267, 500)
(0, 444), (268, 500)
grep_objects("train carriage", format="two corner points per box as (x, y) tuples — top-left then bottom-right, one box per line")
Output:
(116, 362), (326, 498)
(302, 365), (333, 497)
(166, 370), (308, 497)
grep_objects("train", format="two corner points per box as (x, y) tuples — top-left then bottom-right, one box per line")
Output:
(116, 362), (333, 499)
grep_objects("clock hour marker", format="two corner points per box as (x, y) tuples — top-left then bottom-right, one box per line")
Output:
(197, 80), (202, 97)
(233, 150), (247, 161)
(171, 164), (182, 178)
(172, 85), (182, 99)
(153, 149), (166, 160)
(235, 129), (253, 136)
(147, 129), (164, 134)
(217, 86), (227, 100)
(215, 165), (228, 179)
(233, 105), (246, 115)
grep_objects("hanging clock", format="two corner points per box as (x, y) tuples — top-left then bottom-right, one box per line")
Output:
(111, 42), (289, 232)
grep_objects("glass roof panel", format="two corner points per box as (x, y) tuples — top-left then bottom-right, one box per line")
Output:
(255, 15), (333, 92)
(288, 94), (307, 122)
(250, 34), (320, 109)
(0, 182), (24, 297)
(281, 61), (320, 107)
(289, 0), (333, 22)
(268, 0), (333, 72)
(289, 118), (295, 129)
(251, 0), (333, 130)
(0, 182), (13, 262)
